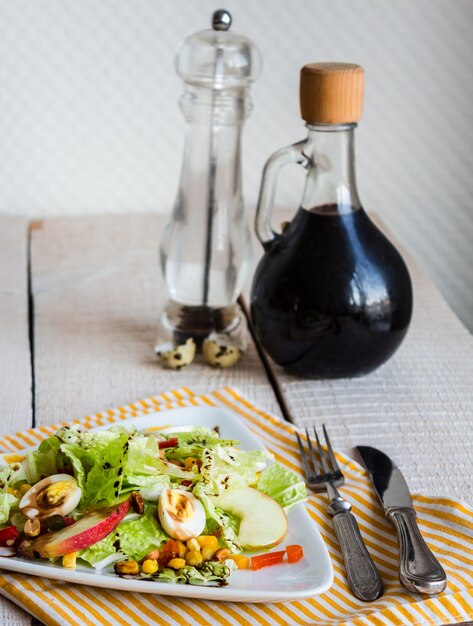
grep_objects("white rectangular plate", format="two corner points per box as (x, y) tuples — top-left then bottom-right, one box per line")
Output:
(0, 406), (333, 603)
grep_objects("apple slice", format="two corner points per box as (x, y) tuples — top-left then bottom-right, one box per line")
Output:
(209, 487), (288, 550)
(19, 498), (131, 559)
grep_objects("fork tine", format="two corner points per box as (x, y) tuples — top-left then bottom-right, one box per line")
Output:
(314, 427), (329, 473)
(306, 428), (322, 474)
(322, 424), (340, 472)
(296, 431), (312, 478)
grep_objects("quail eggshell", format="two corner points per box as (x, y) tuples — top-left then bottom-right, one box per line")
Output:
(157, 338), (196, 370)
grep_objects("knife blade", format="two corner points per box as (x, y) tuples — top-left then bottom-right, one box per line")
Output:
(356, 445), (447, 595)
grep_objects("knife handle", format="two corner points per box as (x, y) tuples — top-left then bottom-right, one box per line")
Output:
(388, 507), (447, 594)
(330, 505), (383, 602)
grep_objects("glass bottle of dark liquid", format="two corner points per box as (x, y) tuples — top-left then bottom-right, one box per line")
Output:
(251, 63), (413, 378)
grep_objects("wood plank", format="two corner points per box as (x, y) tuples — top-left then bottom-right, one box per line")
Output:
(0, 216), (34, 625)
(30, 215), (282, 425)
(0, 217), (33, 432)
(257, 212), (473, 503)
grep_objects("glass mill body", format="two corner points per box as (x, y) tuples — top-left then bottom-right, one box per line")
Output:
(157, 10), (261, 361)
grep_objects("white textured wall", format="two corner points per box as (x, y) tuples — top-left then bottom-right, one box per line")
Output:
(1, 0), (473, 329)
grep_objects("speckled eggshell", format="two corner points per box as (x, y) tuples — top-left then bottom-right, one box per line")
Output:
(202, 339), (242, 368)
(158, 338), (196, 370)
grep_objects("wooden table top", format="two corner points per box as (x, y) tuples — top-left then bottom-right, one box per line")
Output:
(1, 213), (473, 625)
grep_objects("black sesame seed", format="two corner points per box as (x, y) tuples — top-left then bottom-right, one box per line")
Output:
(114, 480), (120, 488)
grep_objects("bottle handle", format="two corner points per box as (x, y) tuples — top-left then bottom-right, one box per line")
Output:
(255, 139), (310, 247)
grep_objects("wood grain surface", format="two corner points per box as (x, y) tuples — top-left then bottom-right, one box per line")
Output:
(29, 215), (282, 425)
(2, 212), (473, 626)
(0, 217), (35, 625)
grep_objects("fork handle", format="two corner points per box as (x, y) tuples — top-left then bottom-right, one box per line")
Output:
(330, 500), (383, 602)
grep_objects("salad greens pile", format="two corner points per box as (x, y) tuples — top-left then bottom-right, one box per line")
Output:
(0, 423), (307, 586)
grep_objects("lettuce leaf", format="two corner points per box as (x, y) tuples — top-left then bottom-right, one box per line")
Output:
(23, 425), (133, 508)
(79, 507), (167, 566)
(123, 473), (171, 500)
(125, 436), (194, 480)
(257, 462), (307, 510)
(211, 447), (270, 491)
(163, 428), (239, 460)
(24, 437), (64, 484)
(78, 531), (117, 566)
(193, 482), (241, 552)
(55, 425), (131, 454)
(0, 465), (24, 523)
(116, 509), (167, 560)
(0, 492), (19, 525)
(59, 429), (130, 507)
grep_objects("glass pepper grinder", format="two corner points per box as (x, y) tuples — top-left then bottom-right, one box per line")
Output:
(251, 63), (413, 378)
(156, 10), (261, 369)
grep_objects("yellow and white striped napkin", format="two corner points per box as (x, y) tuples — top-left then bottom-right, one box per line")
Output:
(1, 387), (472, 626)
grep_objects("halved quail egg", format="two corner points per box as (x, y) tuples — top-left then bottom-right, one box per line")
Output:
(20, 474), (81, 519)
(156, 338), (196, 370)
(157, 488), (206, 540)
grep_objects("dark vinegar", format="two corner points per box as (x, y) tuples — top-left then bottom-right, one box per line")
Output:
(250, 206), (413, 378)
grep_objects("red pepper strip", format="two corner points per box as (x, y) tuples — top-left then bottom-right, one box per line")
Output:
(63, 517), (76, 527)
(181, 480), (193, 487)
(251, 550), (286, 571)
(0, 526), (20, 546)
(286, 544), (304, 564)
(158, 437), (179, 449)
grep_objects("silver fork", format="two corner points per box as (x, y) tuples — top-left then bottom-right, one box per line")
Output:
(296, 425), (383, 602)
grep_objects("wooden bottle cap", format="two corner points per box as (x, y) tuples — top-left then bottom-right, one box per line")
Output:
(300, 63), (364, 124)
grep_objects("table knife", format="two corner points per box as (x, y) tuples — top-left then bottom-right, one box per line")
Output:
(356, 445), (447, 595)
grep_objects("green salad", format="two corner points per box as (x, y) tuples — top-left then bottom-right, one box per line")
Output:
(0, 423), (307, 586)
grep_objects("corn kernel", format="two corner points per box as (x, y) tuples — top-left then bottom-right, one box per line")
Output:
(7, 488), (16, 495)
(186, 538), (200, 552)
(201, 546), (217, 561)
(62, 552), (77, 569)
(114, 560), (140, 575)
(20, 483), (32, 495)
(196, 535), (219, 550)
(228, 554), (250, 569)
(142, 559), (159, 574)
(3, 454), (25, 464)
(167, 558), (186, 570)
(175, 540), (188, 558)
(185, 550), (203, 567)
(183, 457), (196, 470)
